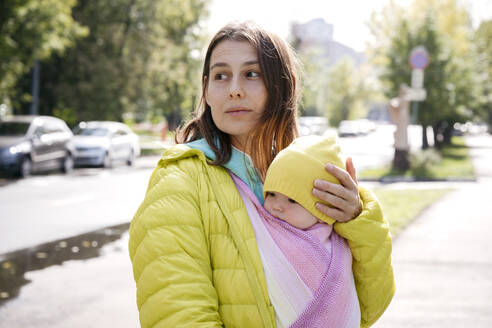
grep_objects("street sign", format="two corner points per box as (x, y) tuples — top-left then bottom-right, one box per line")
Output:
(409, 46), (430, 70)
(411, 69), (424, 88)
(405, 88), (427, 101)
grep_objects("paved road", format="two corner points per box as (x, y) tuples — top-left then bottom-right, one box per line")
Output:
(338, 123), (425, 173)
(0, 157), (160, 254)
(373, 134), (492, 327)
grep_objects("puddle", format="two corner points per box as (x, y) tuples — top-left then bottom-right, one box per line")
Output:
(0, 223), (129, 306)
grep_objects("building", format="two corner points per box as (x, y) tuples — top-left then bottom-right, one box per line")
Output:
(290, 18), (365, 67)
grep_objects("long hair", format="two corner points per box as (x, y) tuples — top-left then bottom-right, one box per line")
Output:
(175, 21), (300, 179)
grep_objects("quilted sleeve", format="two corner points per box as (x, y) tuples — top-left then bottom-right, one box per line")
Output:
(333, 186), (395, 328)
(128, 159), (222, 328)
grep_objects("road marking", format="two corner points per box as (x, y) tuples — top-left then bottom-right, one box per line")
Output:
(51, 194), (95, 207)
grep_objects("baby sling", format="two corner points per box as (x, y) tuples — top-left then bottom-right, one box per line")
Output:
(230, 172), (360, 328)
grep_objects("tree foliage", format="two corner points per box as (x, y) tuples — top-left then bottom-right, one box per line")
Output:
(473, 19), (492, 129)
(297, 47), (330, 117)
(324, 59), (370, 127)
(297, 49), (373, 126)
(10, 0), (209, 128)
(369, 0), (478, 148)
(0, 0), (87, 108)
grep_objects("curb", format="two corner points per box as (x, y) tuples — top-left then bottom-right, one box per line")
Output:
(359, 176), (477, 183)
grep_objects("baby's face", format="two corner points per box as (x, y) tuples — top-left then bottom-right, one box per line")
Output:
(264, 191), (319, 229)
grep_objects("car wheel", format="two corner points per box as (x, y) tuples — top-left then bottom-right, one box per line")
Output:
(126, 149), (135, 166)
(62, 154), (74, 174)
(103, 152), (112, 168)
(19, 157), (32, 178)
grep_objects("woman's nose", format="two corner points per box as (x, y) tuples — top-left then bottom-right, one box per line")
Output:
(229, 78), (244, 99)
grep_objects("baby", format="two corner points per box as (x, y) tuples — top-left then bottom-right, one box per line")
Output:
(261, 133), (361, 328)
(263, 134), (347, 230)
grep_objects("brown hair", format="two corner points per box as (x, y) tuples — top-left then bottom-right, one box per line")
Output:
(175, 21), (300, 179)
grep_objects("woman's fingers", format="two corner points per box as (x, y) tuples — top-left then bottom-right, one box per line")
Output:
(315, 202), (352, 223)
(312, 185), (361, 220)
(312, 160), (362, 222)
(345, 157), (358, 185)
(313, 179), (352, 201)
(312, 187), (351, 212)
(323, 163), (358, 192)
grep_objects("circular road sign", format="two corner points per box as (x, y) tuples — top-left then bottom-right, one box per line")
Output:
(409, 46), (430, 70)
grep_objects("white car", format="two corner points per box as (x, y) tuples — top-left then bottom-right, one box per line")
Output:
(298, 116), (329, 136)
(72, 121), (140, 167)
(338, 120), (361, 137)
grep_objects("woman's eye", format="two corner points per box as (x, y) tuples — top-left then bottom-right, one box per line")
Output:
(267, 192), (275, 197)
(214, 73), (227, 80)
(246, 71), (260, 78)
(288, 198), (297, 204)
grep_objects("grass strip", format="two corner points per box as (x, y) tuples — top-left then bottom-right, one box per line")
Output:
(373, 188), (452, 237)
(360, 136), (475, 180)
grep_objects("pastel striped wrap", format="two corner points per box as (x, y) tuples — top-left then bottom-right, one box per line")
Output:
(231, 173), (360, 328)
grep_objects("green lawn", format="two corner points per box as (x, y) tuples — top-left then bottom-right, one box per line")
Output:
(360, 136), (475, 180)
(373, 188), (452, 236)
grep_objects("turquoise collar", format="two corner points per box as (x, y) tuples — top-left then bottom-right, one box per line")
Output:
(187, 138), (265, 204)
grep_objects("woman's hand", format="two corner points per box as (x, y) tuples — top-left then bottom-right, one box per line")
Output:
(312, 157), (362, 223)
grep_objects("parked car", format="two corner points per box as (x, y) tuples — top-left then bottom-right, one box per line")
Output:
(337, 119), (377, 137)
(0, 115), (74, 177)
(298, 116), (329, 136)
(338, 120), (361, 137)
(72, 121), (140, 167)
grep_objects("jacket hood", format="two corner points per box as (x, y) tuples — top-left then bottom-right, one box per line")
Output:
(158, 144), (207, 165)
(160, 142), (265, 204)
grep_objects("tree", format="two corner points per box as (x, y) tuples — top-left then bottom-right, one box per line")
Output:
(324, 59), (359, 126)
(297, 50), (372, 126)
(0, 0), (87, 109)
(473, 20), (492, 130)
(297, 47), (330, 117)
(369, 0), (477, 149)
(11, 0), (209, 128)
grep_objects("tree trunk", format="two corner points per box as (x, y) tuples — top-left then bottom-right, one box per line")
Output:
(432, 124), (442, 149)
(443, 123), (453, 145)
(393, 149), (409, 171)
(422, 125), (429, 149)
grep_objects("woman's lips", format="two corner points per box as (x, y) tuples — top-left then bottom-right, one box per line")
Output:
(226, 107), (251, 116)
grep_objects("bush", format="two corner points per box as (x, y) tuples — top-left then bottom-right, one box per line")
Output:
(410, 148), (442, 176)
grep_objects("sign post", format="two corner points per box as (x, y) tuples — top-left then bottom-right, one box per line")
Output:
(389, 46), (430, 171)
(408, 46), (430, 122)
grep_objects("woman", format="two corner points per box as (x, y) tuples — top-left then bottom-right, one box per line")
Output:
(129, 21), (394, 328)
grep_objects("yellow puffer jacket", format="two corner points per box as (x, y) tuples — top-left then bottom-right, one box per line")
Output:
(129, 144), (395, 328)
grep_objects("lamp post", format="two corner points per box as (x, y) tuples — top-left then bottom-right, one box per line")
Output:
(30, 59), (40, 115)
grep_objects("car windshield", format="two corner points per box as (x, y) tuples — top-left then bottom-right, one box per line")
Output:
(74, 127), (110, 137)
(0, 122), (30, 136)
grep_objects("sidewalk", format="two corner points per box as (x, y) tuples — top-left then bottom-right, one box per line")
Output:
(373, 135), (492, 327)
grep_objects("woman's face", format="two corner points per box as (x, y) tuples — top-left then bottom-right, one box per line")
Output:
(206, 40), (268, 152)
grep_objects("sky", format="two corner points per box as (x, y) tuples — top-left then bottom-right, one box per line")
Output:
(207, 0), (492, 52)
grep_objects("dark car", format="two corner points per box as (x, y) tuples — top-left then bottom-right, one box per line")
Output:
(0, 115), (75, 177)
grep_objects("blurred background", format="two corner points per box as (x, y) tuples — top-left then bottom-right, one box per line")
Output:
(1, 0), (491, 327)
